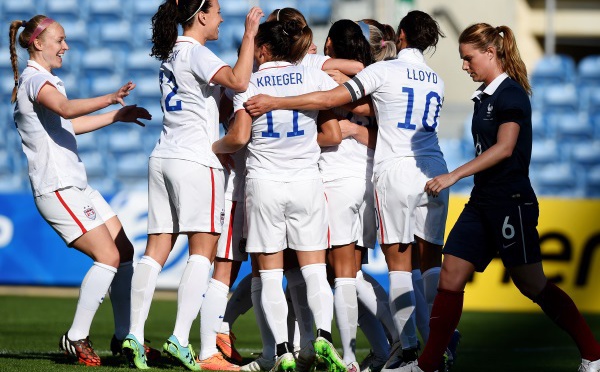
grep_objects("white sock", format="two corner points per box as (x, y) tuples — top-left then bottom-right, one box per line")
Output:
(173, 254), (211, 347)
(357, 302), (390, 360)
(301, 263), (333, 333)
(412, 269), (430, 343)
(109, 260), (133, 340)
(285, 267), (314, 348)
(334, 278), (358, 364)
(200, 279), (230, 360)
(422, 267), (441, 315)
(68, 262), (117, 340)
(130, 255), (162, 342)
(251, 277), (276, 360)
(220, 273), (253, 334)
(356, 270), (399, 342)
(388, 271), (416, 341)
(260, 269), (288, 345)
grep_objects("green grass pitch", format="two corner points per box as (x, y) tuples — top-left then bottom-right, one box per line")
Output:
(0, 294), (599, 371)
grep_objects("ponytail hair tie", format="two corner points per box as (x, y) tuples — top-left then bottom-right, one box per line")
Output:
(22, 20), (27, 27)
(381, 39), (386, 47)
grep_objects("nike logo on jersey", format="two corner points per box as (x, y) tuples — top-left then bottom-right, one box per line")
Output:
(503, 242), (516, 249)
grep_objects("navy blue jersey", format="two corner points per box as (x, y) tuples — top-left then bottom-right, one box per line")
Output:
(470, 76), (536, 202)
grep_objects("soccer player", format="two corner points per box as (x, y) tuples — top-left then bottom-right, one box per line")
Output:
(396, 23), (600, 372)
(212, 18), (346, 372)
(244, 10), (449, 370)
(9, 15), (151, 366)
(121, 1), (263, 370)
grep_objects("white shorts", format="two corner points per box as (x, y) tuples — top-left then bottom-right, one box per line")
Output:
(148, 157), (225, 234)
(245, 178), (329, 253)
(34, 185), (115, 245)
(324, 177), (376, 249)
(216, 198), (248, 261)
(374, 157), (449, 246)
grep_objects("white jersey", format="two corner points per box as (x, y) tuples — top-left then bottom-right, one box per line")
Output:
(344, 48), (445, 178)
(300, 53), (330, 70)
(14, 60), (87, 196)
(233, 61), (338, 181)
(319, 108), (375, 182)
(151, 36), (228, 169)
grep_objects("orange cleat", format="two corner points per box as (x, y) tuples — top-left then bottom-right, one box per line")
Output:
(198, 351), (241, 371)
(59, 332), (101, 366)
(216, 331), (243, 363)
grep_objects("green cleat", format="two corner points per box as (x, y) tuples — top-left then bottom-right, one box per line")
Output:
(270, 352), (296, 372)
(122, 334), (149, 370)
(162, 335), (200, 371)
(313, 337), (347, 372)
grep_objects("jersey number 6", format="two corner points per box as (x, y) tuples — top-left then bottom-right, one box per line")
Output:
(397, 87), (442, 132)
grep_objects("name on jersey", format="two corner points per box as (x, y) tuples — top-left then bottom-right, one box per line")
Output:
(406, 68), (438, 84)
(257, 73), (303, 87)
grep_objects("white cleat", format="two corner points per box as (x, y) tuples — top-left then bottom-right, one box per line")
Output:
(579, 358), (600, 372)
(241, 354), (275, 372)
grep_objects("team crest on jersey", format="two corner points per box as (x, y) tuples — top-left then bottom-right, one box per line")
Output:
(486, 103), (494, 120)
(83, 205), (96, 220)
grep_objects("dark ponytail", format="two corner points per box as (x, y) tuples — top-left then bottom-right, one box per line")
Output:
(398, 10), (444, 53)
(151, 0), (212, 61)
(256, 20), (312, 63)
(326, 20), (373, 67)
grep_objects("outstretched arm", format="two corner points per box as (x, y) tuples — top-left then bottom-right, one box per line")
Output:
(425, 122), (520, 196)
(244, 84), (353, 117)
(37, 81), (135, 120)
(71, 105), (152, 134)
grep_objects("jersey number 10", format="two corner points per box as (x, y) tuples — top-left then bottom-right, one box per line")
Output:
(397, 87), (442, 132)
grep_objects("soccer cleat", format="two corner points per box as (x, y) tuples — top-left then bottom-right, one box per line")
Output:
(382, 346), (419, 371)
(295, 342), (316, 372)
(59, 332), (101, 366)
(381, 341), (402, 371)
(111, 334), (161, 362)
(241, 353), (276, 372)
(579, 358), (600, 372)
(163, 335), (200, 371)
(359, 351), (387, 372)
(198, 351), (241, 371)
(270, 352), (296, 372)
(347, 361), (360, 372)
(217, 331), (244, 364)
(122, 334), (149, 370)
(395, 361), (427, 372)
(313, 337), (347, 372)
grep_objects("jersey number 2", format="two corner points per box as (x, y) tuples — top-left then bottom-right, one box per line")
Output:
(397, 87), (441, 132)
(159, 70), (182, 112)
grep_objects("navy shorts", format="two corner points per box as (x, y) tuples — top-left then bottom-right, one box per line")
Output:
(443, 199), (542, 272)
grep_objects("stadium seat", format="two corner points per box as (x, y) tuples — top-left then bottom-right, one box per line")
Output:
(133, 23), (154, 49)
(531, 110), (548, 139)
(301, 1), (333, 25)
(87, 176), (117, 195)
(132, 0), (162, 24)
(89, 0), (127, 23)
(80, 48), (122, 77)
(61, 21), (89, 53)
(79, 151), (107, 178)
(531, 163), (580, 197)
(530, 139), (560, 170)
(542, 83), (578, 113)
(570, 141), (600, 168)
(46, 0), (86, 23)
(99, 21), (135, 52)
(88, 74), (126, 97)
(584, 165), (600, 197)
(552, 112), (593, 144)
(76, 131), (103, 153)
(577, 54), (600, 89)
(0, 174), (26, 192)
(221, 0), (249, 17)
(530, 54), (576, 88)
(3, 0), (38, 23)
(106, 128), (144, 154)
(125, 49), (160, 82)
(261, 0), (297, 15)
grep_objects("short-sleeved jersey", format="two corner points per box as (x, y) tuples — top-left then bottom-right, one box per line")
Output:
(469, 73), (536, 202)
(14, 60), (87, 196)
(151, 36), (228, 169)
(233, 61), (338, 181)
(319, 108), (375, 182)
(300, 53), (330, 70)
(343, 48), (445, 178)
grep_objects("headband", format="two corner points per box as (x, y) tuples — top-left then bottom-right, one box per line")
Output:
(185, 0), (206, 22)
(357, 21), (370, 41)
(28, 17), (55, 46)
